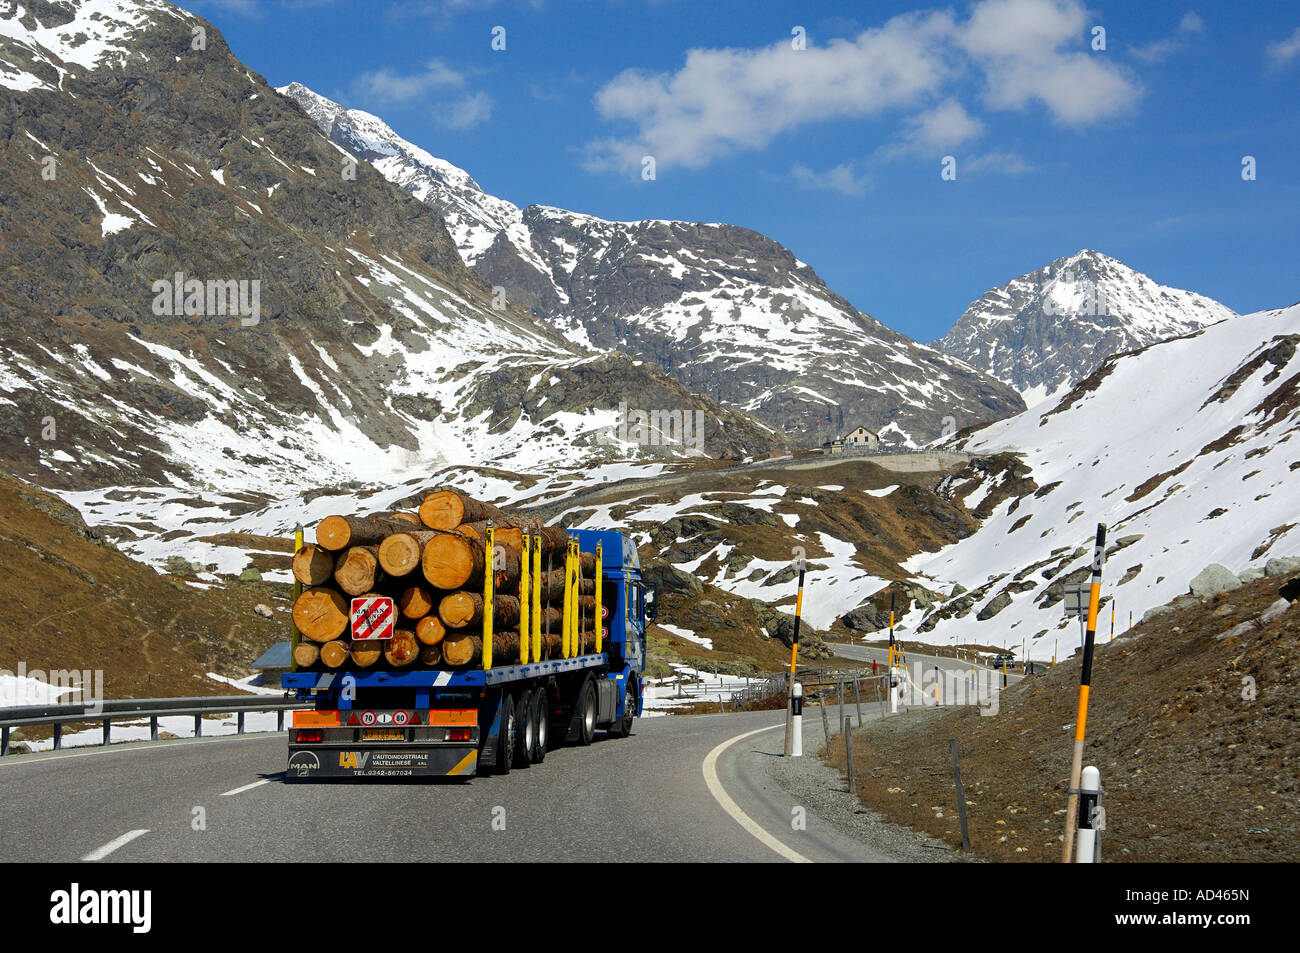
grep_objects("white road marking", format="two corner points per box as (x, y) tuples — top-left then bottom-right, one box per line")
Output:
(82, 829), (149, 861)
(702, 724), (812, 864)
(221, 778), (272, 797)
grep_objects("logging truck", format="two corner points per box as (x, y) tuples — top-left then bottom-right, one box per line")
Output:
(282, 492), (649, 779)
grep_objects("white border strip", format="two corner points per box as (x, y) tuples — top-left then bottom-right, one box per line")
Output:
(702, 724), (811, 863)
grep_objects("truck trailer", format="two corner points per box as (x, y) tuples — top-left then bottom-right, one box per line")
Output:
(283, 527), (648, 779)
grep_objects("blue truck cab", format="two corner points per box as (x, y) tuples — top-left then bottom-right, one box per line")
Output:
(283, 528), (647, 780)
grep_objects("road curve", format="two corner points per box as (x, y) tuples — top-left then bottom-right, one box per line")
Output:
(0, 710), (902, 863)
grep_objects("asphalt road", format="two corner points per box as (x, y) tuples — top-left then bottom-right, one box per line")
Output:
(831, 642), (1025, 685)
(0, 710), (902, 863)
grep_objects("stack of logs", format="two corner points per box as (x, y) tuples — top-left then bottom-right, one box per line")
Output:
(290, 488), (598, 671)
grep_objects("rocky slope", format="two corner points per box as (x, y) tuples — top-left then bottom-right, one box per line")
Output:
(907, 303), (1300, 657)
(935, 249), (1237, 406)
(0, 0), (780, 497)
(281, 82), (1025, 447)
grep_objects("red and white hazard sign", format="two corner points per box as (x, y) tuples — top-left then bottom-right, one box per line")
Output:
(351, 596), (395, 641)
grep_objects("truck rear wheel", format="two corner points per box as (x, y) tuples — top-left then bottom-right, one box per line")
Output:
(496, 694), (516, 775)
(577, 677), (597, 746)
(607, 680), (636, 738)
(513, 688), (533, 770)
(530, 688), (548, 764)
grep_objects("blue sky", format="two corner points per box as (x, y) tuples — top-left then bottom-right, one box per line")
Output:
(192, 0), (1299, 342)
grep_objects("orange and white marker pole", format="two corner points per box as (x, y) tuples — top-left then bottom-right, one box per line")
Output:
(784, 559), (807, 756)
(1063, 523), (1107, 863)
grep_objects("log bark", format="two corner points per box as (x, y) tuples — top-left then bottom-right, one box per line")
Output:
(418, 489), (506, 530)
(378, 530), (443, 578)
(350, 640), (383, 668)
(319, 640), (350, 669)
(291, 545), (335, 587)
(535, 569), (594, 601)
(384, 629), (419, 667)
(441, 630), (522, 667)
(292, 641), (320, 668)
(333, 545), (383, 596)
(415, 615), (446, 646)
(438, 592), (521, 630)
(419, 643), (443, 667)
(316, 514), (413, 551)
(398, 584), (437, 619)
(460, 520), (568, 554)
(293, 588), (349, 643)
(385, 511), (421, 525)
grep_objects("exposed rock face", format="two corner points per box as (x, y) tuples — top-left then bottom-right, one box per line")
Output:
(282, 83), (1026, 448)
(935, 249), (1236, 406)
(0, 3), (782, 492)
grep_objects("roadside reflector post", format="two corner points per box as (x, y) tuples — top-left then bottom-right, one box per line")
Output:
(843, 717), (856, 791)
(790, 683), (803, 757)
(784, 557), (806, 757)
(889, 666), (899, 714)
(1074, 765), (1103, 863)
(1063, 523), (1108, 863)
(951, 738), (971, 852)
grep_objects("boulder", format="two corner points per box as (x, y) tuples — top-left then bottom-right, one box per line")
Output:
(976, 591), (1012, 621)
(239, 567), (263, 582)
(841, 604), (880, 632)
(1189, 563), (1242, 597)
(253, 604), (274, 619)
(641, 561), (705, 597)
(1141, 604), (1174, 624)
(1265, 557), (1300, 577)
(1238, 568), (1266, 584)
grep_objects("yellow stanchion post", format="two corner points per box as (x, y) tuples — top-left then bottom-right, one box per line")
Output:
(519, 533), (531, 663)
(531, 536), (542, 665)
(290, 524), (303, 671)
(1063, 523), (1108, 863)
(483, 523), (495, 670)
(594, 543), (604, 655)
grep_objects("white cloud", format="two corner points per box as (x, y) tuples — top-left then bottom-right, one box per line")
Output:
(1266, 27), (1300, 68)
(1131, 10), (1205, 63)
(958, 0), (1142, 125)
(585, 11), (957, 172)
(439, 91), (493, 129)
(791, 162), (870, 196)
(586, 0), (1141, 175)
(355, 59), (465, 104)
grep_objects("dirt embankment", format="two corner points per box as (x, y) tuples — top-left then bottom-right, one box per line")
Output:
(827, 572), (1299, 862)
(0, 473), (290, 701)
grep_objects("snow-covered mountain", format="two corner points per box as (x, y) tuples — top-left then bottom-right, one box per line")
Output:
(281, 83), (1026, 446)
(0, 1), (780, 496)
(907, 302), (1300, 658)
(935, 250), (1237, 406)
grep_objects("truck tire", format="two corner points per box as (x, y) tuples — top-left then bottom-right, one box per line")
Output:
(530, 688), (548, 764)
(496, 694), (516, 775)
(607, 680), (636, 738)
(577, 677), (597, 746)
(513, 688), (533, 770)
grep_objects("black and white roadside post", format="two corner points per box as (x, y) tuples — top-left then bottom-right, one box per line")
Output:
(1063, 523), (1108, 863)
(790, 683), (804, 757)
(784, 555), (807, 757)
(1074, 765), (1103, 863)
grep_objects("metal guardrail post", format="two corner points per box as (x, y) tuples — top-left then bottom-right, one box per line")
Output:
(237, 711), (245, 735)
(53, 723), (61, 750)
(194, 714), (202, 738)
(1, 726), (8, 756)
(151, 715), (159, 741)
(102, 719), (111, 747)
(276, 710), (284, 732)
